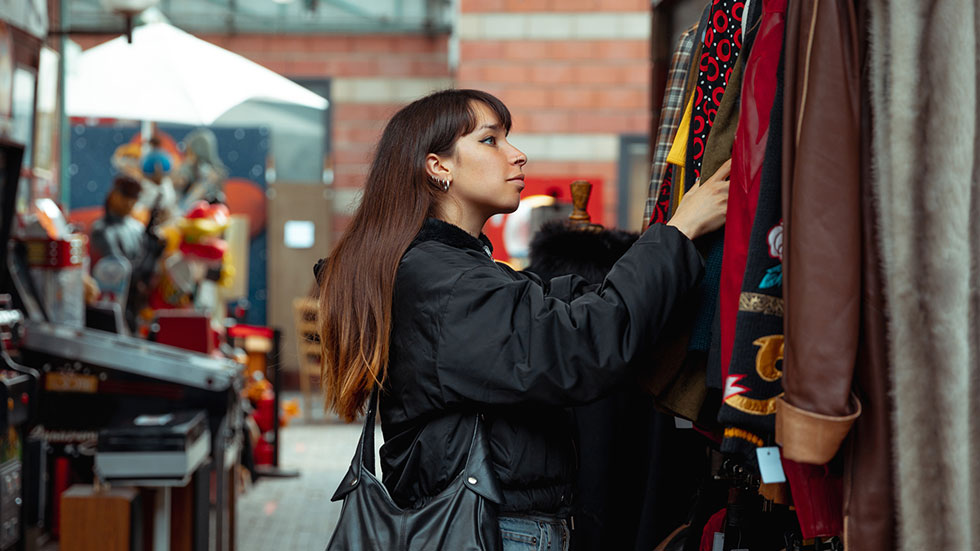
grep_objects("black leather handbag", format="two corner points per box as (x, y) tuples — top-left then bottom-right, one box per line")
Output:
(326, 388), (504, 550)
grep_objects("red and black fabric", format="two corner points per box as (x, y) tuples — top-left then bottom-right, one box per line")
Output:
(719, 0), (787, 387)
(650, 164), (676, 226)
(703, 0), (765, 391)
(683, 0), (747, 359)
(685, 0), (745, 190)
(717, 9), (787, 463)
(649, 4), (713, 227)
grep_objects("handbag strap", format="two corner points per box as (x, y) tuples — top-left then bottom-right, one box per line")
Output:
(336, 385), (504, 504)
(354, 386), (381, 474)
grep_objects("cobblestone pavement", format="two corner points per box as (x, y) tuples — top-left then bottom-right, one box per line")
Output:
(236, 394), (380, 551)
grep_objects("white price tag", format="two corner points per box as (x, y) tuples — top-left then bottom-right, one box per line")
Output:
(711, 532), (725, 551)
(756, 446), (786, 484)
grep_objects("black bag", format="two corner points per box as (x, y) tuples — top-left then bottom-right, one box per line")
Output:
(326, 388), (504, 550)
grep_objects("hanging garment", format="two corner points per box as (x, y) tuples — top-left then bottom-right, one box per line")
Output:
(772, 0), (874, 543)
(699, 0), (765, 393)
(716, 0), (786, 463)
(667, 93), (694, 207)
(674, 0), (751, 384)
(851, 1), (979, 550)
(679, 0), (747, 372)
(650, 8), (710, 227)
(718, 0), (787, 395)
(646, 23), (700, 226)
(700, 0), (764, 184)
(685, 0), (745, 189)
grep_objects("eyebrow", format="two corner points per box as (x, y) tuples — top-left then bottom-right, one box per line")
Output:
(478, 123), (502, 132)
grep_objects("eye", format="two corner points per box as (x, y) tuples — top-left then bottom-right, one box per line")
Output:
(480, 136), (496, 145)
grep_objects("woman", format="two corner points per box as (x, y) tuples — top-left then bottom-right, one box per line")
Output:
(319, 89), (730, 550)
(175, 128), (228, 209)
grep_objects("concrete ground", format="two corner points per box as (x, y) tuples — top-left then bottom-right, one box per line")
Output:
(236, 392), (380, 551)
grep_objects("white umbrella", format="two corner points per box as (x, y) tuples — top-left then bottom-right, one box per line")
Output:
(66, 21), (328, 125)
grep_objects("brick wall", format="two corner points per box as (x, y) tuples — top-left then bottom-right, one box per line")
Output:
(457, 0), (651, 225)
(199, 33), (453, 236)
(75, 0), (650, 237)
(73, 32), (452, 238)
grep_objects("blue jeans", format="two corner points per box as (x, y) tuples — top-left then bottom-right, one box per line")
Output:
(499, 514), (570, 551)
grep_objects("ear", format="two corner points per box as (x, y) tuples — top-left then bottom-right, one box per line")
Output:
(424, 153), (453, 182)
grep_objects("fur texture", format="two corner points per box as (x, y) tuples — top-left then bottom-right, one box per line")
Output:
(525, 221), (639, 282)
(869, 1), (979, 549)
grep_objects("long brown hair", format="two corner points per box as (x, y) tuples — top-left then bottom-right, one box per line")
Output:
(319, 89), (512, 422)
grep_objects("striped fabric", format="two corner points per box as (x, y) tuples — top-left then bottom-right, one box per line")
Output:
(644, 23), (699, 227)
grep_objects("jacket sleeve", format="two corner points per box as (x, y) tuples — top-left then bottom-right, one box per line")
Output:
(776, 0), (862, 464)
(434, 223), (703, 407)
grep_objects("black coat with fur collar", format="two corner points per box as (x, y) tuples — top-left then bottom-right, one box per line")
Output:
(378, 218), (702, 516)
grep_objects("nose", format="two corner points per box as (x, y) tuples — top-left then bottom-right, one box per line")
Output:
(512, 147), (527, 166)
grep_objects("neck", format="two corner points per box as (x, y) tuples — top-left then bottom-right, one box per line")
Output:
(435, 202), (487, 238)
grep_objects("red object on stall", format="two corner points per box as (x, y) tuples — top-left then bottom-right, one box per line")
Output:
(481, 176), (604, 262)
(227, 324), (273, 340)
(253, 391), (276, 433)
(154, 310), (216, 354)
(253, 439), (274, 466)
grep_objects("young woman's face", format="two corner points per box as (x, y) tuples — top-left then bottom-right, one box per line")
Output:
(445, 101), (527, 220)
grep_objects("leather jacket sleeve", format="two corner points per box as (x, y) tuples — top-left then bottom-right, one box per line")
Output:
(776, 0), (862, 464)
(434, 224), (704, 408)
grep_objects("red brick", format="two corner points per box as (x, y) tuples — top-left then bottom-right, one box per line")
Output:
(510, 111), (531, 132)
(333, 104), (401, 123)
(595, 40), (649, 60)
(621, 64), (650, 85)
(505, 0), (550, 11)
(373, 36), (447, 54)
(306, 35), (356, 53)
(502, 40), (551, 60)
(460, 41), (505, 61)
(548, 41), (600, 60)
(551, 0), (598, 10)
(483, 63), (532, 84)
(457, 64), (486, 82)
(334, 149), (373, 165)
(376, 57), (417, 77)
(571, 63), (622, 84)
(286, 60), (330, 77)
(528, 62), (576, 85)
(461, 0), (506, 12)
(339, 57), (385, 77)
(570, 112), (642, 133)
(525, 110), (574, 133)
(496, 87), (551, 109)
(596, 88), (647, 110)
(334, 125), (383, 145)
(348, 36), (397, 54)
(550, 88), (598, 109)
(600, 0), (649, 11)
(413, 59), (452, 78)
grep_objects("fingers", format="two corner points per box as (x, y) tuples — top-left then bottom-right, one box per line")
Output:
(705, 159), (732, 185)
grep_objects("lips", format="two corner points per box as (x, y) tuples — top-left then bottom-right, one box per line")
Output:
(508, 174), (525, 189)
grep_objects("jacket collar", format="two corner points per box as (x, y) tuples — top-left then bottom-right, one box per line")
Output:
(412, 218), (494, 257)
(314, 219), (494, 283)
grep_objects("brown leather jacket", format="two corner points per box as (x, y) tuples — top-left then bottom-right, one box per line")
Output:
(777, 1), (895, 549)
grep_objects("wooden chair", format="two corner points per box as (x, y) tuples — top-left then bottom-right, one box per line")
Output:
(292, 297), (321, 420)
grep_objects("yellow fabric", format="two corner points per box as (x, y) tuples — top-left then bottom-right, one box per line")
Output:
(666, 92), (694, 205)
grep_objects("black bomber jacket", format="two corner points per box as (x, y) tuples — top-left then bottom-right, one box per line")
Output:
(376, 218), (703, 516)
